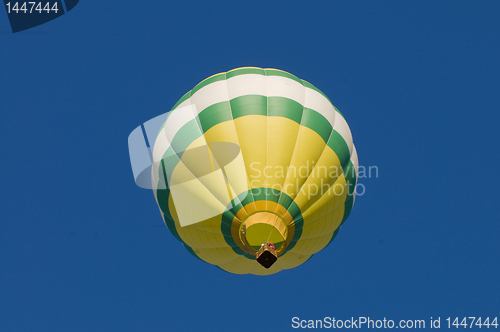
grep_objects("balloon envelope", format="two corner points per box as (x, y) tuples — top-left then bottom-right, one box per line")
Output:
(152, 67), (358, 275)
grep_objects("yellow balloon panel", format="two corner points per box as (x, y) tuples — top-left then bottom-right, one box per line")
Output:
(202, 121), (251, 201)
(281, 126), (327, 200)
(288, 233), (333, 256)
(168, 195), (227, 249)
(233, 116), (267, 190)
(272, 251), (312, 270)
(300, 206), (344, 240)
(266, 117), (301, 191)
(193, 246), (242, 266)
(217, 256), (260, 275)
(291, 147), (342, 213)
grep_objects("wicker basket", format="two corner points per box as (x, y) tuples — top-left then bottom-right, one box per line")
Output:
(256, 243), (278, 268)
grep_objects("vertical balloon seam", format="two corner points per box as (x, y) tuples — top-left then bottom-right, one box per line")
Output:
(265, 67), (305, 256)
(155, 173), (203, 262)
(271, 79), (307, 221)
(291, 150), (358, 247)
(188, 82), (251, 229)
(165, 101), (241, 229)
(288, 125), (349, 221)
(292, 163), (356, 239)
(282, 146), (358, 245)
(155, 146), (239, 262)
(287, 111), (337, 216)
(222, 72), (258, 218)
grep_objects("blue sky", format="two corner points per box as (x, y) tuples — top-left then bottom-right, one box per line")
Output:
(1, 1), (499, 331)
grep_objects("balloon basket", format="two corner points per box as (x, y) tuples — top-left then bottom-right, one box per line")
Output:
(256, 243), (278, 268)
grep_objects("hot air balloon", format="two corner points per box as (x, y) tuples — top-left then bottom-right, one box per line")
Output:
(137, 67), (358, 275)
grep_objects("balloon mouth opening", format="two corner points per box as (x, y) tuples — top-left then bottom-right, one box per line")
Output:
(256, 242), (278, 268)
(239, 212), (288, 256)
